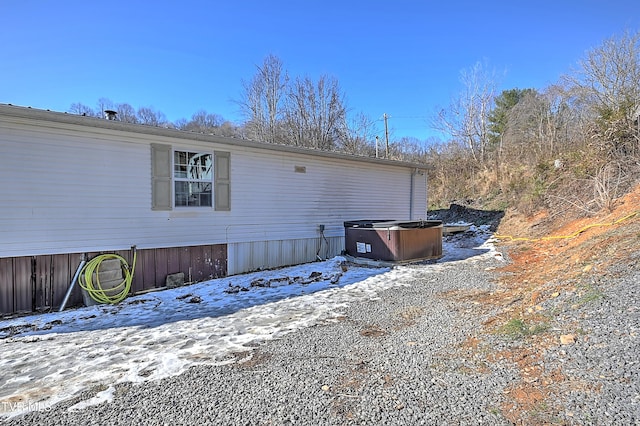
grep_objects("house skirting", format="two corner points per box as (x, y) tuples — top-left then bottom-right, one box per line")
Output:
(227, 236), (344, 275)
(0, 244), (227, 315)
(0, 236), (346, 316)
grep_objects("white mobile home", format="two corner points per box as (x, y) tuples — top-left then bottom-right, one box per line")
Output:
(0, 104), (429, 314)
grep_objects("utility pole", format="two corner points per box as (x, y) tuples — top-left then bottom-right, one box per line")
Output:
(383, 113), (389, 158)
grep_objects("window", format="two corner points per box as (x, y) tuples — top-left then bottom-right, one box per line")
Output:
(173, 151), (212, 207)
(151, 144), (230, 211)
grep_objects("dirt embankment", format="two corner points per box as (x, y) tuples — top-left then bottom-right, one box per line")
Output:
(496, 183), (640, 294)
(443, 184), (640, 424)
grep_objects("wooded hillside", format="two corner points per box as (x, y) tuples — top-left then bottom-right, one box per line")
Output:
(425, 30), (640, 224)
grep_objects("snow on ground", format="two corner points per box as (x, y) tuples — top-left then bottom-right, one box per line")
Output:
(0, 225), (500, 418)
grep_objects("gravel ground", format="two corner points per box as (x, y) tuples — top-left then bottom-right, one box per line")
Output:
(4, 249), (639, 425)
(543, 256), (640, 425)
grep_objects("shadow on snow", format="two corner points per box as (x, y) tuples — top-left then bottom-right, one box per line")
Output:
(0, 210), (503, 339)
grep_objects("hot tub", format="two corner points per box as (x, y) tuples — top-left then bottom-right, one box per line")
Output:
(344, 220), (443, 262)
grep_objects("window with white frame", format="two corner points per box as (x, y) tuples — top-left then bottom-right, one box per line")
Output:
(173, 150), (213, 207)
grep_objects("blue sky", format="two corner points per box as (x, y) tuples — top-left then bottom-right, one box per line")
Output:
(1, 1), (637, 141)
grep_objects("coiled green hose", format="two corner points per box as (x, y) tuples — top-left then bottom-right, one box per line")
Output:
(78, 251), (137, 304)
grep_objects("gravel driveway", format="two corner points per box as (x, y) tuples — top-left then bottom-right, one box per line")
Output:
(5, 250), (639, 425)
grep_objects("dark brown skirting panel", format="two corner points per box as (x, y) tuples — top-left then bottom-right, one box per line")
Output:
(0, 244), (227, 315)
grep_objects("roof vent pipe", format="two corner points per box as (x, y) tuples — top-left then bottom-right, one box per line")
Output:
(104, 110), (118, 120)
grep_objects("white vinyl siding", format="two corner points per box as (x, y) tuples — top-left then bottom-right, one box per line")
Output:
(0, 109), (429, 273)
(1, 122), (150, 255)
(223, 149), (419, 242)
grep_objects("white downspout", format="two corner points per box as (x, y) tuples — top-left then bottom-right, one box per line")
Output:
(409, 168), (427, 220)
(409, 168), (416, 220)
(424, 170), (429, 218)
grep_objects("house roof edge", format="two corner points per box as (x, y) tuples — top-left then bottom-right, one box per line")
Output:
(0, 103), (432, 171)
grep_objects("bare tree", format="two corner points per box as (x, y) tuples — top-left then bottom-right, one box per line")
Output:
(564, 30), (640, 158)
(237, 55), (369, 152)
(283, 75), (347, 150)
(217, 121), (241, 138)
(116, 103), (138, 123)
(337, 111), (377, 155)
(424, 138), (480, 207)
(137, 106), (167, 126)
(390, 137), (427, 162)
(174, 118), (189, 129)
(499, 87), (576, 162)
(433, 61), (499, 163)
(187, 109), (224, 132)
(96, 98), (115, 118)
(174, 109), (226, 135)
(69, 102), (96, 116)
(238, 54), (289, 143)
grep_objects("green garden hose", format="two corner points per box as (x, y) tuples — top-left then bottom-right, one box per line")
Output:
(78, 249), (137, 304)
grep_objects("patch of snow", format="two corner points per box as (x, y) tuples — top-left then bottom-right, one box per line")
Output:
(444, 221), (473, 227)
(0, 230), (502, 418)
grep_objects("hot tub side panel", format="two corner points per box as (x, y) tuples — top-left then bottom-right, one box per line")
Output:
(395, 227), (442, 261)
(344, 228), (394, 261)
(344, 225), (442, 262)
